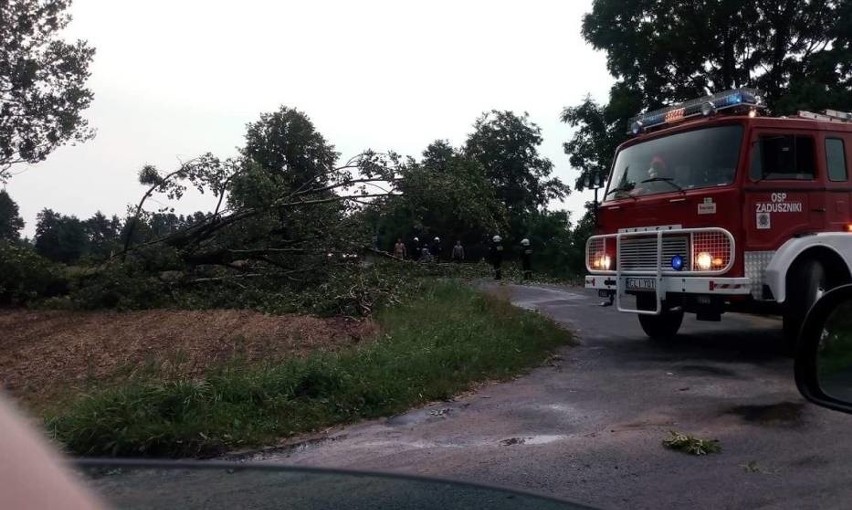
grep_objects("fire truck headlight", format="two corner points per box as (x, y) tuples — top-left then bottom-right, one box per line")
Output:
(593, 253), (612, 270)
(696, 252), (713, 270)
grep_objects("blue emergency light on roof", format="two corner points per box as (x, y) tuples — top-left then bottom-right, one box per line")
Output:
(628, 88), (765, 135)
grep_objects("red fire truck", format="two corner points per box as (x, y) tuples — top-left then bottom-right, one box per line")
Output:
(584, 88), (852, 346)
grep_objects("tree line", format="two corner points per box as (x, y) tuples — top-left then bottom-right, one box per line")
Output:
(0, 104), (587, 310)
(0, 196), (211, 265)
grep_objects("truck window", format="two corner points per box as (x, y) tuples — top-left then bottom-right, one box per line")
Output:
(826, 138), (848, 182)
(749, 135), (816, 181)
(605, 125), (743, 200)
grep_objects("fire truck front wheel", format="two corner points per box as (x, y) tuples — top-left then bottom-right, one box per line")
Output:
(636, 294), (683, 340)
(783, 259), (828, 349)
(638, 312), (684, 340)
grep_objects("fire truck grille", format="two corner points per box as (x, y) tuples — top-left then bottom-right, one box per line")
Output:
(618, 236), (689, 271)
(586, 228), (734, 273)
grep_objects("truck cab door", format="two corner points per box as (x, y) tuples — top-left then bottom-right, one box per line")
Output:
(743, 131), (822, 251)
(824, 134), (850, 230)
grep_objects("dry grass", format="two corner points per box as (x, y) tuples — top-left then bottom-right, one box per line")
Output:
(0, 309), (376, 410)
(48, 281), (574, 457)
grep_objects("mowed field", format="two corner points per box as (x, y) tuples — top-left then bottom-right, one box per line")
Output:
(0, 309), (376, 412)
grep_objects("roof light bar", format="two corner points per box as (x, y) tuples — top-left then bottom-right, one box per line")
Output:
(626, 88), (765, 135)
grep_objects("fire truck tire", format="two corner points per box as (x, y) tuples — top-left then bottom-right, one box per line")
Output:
(636, 294), (683, 340)
(638, 312), (684, 340)
(783, 259), (827, 349)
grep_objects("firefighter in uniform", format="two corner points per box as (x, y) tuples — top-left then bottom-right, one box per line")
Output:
(431, 237), (442, 261)
(419, 237), (432, 262)
(489, 235), (504, 280)
(410, 237), (421, 261)
(520, 238), (533, 280)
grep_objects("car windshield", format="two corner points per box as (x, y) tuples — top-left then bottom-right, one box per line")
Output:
(605, 125), (744, 200)
(5, 1), (852, 509)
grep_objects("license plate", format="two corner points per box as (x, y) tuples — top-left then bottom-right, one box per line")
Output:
(598, 290), (613, 298)
(626, 278), (656, 291)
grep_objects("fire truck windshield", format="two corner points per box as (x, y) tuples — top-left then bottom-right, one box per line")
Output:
(605, 125), (744, 200)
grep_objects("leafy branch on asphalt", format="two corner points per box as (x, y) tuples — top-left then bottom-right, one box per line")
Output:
(662, 430), (721, 455)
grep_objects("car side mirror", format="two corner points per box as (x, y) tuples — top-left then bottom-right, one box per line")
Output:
(795, 284), (852, 414)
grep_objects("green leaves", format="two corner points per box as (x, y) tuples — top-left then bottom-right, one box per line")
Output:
(0, 240), (65, 305)
(1, 0), (95, 180)
(395, 149), (507, 237)
(240, 106), (339, 190)
(0, 190), (25, 241)
(564, 0), (852, 191)
(662, 430), (721, 455)
(34, 208), (88, 264)
(465, 110), (569, 217)
(561, 95), (628, 191)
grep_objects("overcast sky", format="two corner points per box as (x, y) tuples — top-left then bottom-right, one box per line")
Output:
(6, 0), (613, 237)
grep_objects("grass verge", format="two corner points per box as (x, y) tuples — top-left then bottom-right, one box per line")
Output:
(47, 281), (573, 457)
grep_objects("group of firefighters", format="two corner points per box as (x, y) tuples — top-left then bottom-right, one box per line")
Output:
(392, 235), (534, 280)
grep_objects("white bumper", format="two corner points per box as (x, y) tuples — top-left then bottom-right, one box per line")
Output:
(584, 275), (751, 295)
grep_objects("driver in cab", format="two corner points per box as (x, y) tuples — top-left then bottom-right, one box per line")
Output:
(631, 155), (673, 195)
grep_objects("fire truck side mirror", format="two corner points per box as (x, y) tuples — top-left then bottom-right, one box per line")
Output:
(795, 284), (852, 415)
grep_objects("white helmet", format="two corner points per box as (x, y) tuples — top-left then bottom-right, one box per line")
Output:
(414, 237), (419, 242)
(521, 238), (530, 246)
(492, 235), (502, 243)
(434, 237), (440, 242)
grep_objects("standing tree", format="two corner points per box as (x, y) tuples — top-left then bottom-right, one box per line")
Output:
(421, 140), (455, 172)
(464, 111), (569, 237)
(240, 107), (339, 192)
(85, 211), (121, 260)
(0, 0), (95, 180)
(0, 189), (25, 241)
(563, 0), (852, 191)
(34, 208), (87, 263)
(372, 141), (507, 251)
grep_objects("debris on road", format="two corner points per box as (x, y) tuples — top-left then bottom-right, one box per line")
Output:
(741, 461), (762, 473)
(500, 437), (526, 446)
(662, 430), (721, 455)
(740, 461), (778, 475)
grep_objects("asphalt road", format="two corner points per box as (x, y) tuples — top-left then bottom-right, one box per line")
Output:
(89, 285), (852, 509)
